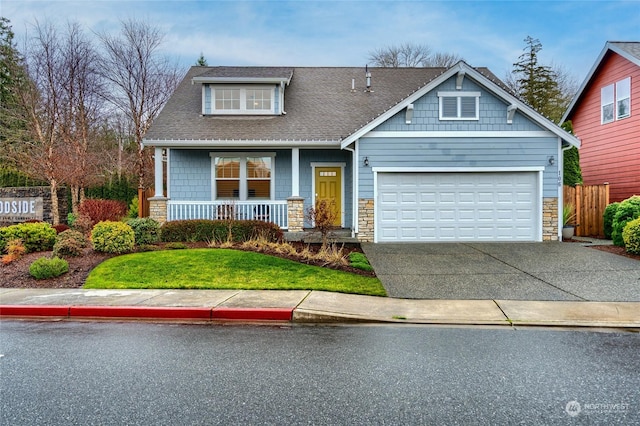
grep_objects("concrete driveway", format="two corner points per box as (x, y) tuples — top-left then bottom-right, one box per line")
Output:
(361, 242), (640, 301)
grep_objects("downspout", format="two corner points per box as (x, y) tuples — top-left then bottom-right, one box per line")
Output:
(343, 142), (358, 238)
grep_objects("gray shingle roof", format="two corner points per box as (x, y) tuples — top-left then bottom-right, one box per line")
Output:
(609, 41), (640, 62)
(145, 65), (500, 143)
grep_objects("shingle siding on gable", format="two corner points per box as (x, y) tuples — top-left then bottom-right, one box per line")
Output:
(374, 77), (544, 132)
(357, 136), (558, 198)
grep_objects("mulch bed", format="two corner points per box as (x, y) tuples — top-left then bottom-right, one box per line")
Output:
(0, 242), (372, 289)
(588, 244), (640, 261)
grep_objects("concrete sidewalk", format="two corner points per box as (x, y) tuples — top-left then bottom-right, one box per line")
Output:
(1, 288), (639, 328)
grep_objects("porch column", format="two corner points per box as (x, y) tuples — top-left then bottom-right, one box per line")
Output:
(154, 147), (164, 197)
(291, 148), (300, 197)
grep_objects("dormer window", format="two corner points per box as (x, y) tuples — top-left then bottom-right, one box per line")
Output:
(209, 86), (275, 114)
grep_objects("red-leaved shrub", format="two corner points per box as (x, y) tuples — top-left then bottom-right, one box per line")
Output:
(53, 224), (70, 234)
(78, 199), (128, 226)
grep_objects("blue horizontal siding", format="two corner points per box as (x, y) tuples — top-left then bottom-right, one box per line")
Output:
(358, 137), (559, 197)
(168, 149), (353, 227)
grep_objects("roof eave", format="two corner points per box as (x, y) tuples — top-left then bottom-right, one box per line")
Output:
(142, 139), (341, 149)
(191, 76), (293, 85)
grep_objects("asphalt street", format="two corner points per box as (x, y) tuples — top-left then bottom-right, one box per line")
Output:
(1, 321), (638, 425)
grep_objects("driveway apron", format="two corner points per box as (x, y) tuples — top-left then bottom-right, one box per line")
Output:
(361, 242), (640, 301)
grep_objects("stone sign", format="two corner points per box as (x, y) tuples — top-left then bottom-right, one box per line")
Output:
(0, 197), (44, 222)
(0, 186), (68, 225)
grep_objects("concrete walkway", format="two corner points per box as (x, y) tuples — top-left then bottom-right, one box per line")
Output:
(1, 288), (639, 328)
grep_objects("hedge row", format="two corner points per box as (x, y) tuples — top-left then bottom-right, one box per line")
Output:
(160, 220), (283, 243)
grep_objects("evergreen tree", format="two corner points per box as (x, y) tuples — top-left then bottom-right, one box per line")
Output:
(196, 52), (208, 66)
(509, 36), (569, 123)
(561, 121), (582, 186)
(0, 17), (30, 155)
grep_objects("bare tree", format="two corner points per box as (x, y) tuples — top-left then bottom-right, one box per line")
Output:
(97, 19), (183, 208)
(430, 51), (464, 67)
(369, 43), (432, 67)
(5, 21), (66, 224)
(368, 42), (463, 67)
(56, 22), (105, 214)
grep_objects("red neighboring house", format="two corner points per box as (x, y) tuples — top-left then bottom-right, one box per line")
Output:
(563, 42), (640, 202)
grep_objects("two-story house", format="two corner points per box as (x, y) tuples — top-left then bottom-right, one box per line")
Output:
(143, 61), (579, 242)
(563, 41), (640, 202)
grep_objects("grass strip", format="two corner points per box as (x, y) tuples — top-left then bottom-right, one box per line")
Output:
(84, 248), (386, 296)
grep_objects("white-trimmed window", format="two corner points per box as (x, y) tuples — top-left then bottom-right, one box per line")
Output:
(616, 77), (631, 120)
(212, 153), (275, 200)
(602, 77), (631, 124)
(212, 86), (275, 114)
(601, 84), (614, 124)
(438, 92), (480, 120)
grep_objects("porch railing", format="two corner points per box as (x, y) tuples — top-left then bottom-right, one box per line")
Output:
(167, 200), (289, 229)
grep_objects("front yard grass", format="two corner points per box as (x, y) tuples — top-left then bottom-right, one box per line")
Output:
(84, 248), (386, 296)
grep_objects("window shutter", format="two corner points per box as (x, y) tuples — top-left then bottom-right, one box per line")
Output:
(442, 97), (457, 118)
(460, 97), (476, 118)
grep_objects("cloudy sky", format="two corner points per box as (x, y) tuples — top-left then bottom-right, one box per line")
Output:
(3, 0), (640, 83)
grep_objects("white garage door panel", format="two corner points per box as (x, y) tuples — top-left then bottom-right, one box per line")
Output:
(377, 172), (539, 242)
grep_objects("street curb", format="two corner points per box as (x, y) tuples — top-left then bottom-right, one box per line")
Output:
(0, 305), (294, 322)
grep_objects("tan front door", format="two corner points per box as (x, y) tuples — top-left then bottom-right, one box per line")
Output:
(315, 167), (342, 226)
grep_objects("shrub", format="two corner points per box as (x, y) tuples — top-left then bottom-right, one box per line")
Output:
(126, 218), (161, 245)
(67, 213), (77, 227)
(127, 196), (139, 218)
(91, 221), (135, 254)
(0, 222), (56, 254)
(603, 202), (620, 239)
(160, 220), (283, 243)
(137, 244), (160, 252)
(306, 199), (339, 247)
(53, 224), (70, 234)
(612, 196), (640, 247)
(349, 251), (374, 271)
(78, 199), (128, 226)
(71, 213), (94, 235)
(1, 239), (26, 265)
(29, 256), (69, 279)
(53, 230), (87, 257)
(622, 217), (640, 255)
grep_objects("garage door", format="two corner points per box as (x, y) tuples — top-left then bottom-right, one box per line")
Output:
(377, 172), (539, 242)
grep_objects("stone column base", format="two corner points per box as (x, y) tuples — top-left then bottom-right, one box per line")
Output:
(543, 197), (558, 241)
(357, 198), (374, 242)
(287, 196), (304, 232)
(148, 197), (168, 224)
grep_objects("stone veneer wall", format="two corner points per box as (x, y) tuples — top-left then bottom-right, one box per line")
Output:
(287, 197), (304, 232)
(148, 197), (168, 224)
(542, 197), (559, 241)
(357, 199), (374, 242)
(0, 186), (68, 225)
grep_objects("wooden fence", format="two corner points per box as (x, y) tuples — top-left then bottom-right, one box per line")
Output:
(563, 184), (610, 237)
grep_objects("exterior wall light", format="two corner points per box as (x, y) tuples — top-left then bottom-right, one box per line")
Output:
(548, 156), (555, 166)
(363, 157), (369, 167)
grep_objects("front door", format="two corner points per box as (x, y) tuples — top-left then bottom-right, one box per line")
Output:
(314, 167), (342, 226)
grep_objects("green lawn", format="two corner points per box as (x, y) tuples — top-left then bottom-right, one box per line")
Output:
(84, 248), (386, 296)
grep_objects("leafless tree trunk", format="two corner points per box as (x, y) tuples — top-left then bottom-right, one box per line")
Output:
(97, 19), (183, 199)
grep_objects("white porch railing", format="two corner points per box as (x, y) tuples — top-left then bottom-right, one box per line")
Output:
(167, 200), (289, 229)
